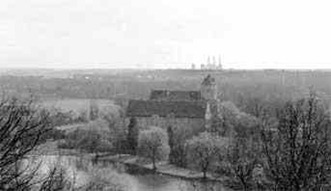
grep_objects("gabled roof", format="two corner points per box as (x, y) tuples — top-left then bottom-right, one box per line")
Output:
(201, 74), (216, 86)
(150, 90), (202, 101)
(126, 100), (206, 118)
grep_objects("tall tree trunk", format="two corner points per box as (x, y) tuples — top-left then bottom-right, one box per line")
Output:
(152, 157), (156, 171)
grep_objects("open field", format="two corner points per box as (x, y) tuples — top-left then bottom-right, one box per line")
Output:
(0, 69), (330, 116)
(41, 98), (118, 112)
(40, 98), (121, 116)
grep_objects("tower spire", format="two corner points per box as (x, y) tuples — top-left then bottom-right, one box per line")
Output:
(207, 56), (211, 66)
(218, 55), (222, 69)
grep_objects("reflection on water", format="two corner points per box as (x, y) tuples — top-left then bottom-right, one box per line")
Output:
(36, 155), (230, 191)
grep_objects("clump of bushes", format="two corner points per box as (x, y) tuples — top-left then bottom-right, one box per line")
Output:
(41, 128), (66, 141)
(58, 129), (112, 153)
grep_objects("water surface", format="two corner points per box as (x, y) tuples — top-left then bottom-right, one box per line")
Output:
(35, 155), (230, 191)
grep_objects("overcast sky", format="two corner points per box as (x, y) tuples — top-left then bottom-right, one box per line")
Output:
(1, 0), (331, 69)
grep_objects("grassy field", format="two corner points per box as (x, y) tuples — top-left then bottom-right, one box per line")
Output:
(40, 98), (121, 115)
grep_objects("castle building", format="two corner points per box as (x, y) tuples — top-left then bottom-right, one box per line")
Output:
(126, 75), (218, 134)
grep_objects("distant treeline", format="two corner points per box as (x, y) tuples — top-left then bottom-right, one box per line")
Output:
(0, 69), (330, 114)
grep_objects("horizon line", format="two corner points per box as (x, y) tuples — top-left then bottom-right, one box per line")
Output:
(1, 67), (331, 72)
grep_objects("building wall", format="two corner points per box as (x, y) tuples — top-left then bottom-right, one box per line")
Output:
(201, 85), (217, 100)
(125, 116), (205, 138)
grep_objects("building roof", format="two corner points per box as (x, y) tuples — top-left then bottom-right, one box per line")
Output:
(150, 90), (202, 101)
(126, 100), (206, 118)
(201, 74), (216, 86)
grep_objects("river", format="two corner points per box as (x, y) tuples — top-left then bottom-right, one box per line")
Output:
(30, 155), (230, 191)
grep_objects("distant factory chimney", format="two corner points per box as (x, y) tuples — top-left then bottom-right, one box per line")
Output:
(207, 56), (211, 66)
(218, 55), (222, 69)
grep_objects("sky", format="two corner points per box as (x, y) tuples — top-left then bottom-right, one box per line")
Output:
(0, 0), (331, 69)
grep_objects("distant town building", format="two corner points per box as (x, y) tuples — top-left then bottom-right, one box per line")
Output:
(200, 55), (223, 70)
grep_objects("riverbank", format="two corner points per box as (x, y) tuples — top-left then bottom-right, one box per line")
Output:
(32, 141), (228, 181)
(32, 141), (235, 189)
(97, 154), (228, 182)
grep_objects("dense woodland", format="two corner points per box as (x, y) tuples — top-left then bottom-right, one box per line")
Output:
(1, 69), (331, 110)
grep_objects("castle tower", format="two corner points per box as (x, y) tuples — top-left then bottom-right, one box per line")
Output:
(200, 74), (217, 101)
(204, 102), (212, 130)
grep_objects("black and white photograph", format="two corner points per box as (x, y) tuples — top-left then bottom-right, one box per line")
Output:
(1, 0), (331, 190)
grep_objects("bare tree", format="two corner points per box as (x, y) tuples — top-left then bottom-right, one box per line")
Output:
(167, 125), (189, 167)
(38, 167), (70, 191)
(186, 132), (227, 179)
(261, 92), (331, 190)
(0, 97), (50, 190)
(137, 126), (170, 170)
(225, 136), (260, 191)
(127, 117), (139, 155)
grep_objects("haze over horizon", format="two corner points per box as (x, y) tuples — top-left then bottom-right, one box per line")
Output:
(1, 0), (331, 69)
